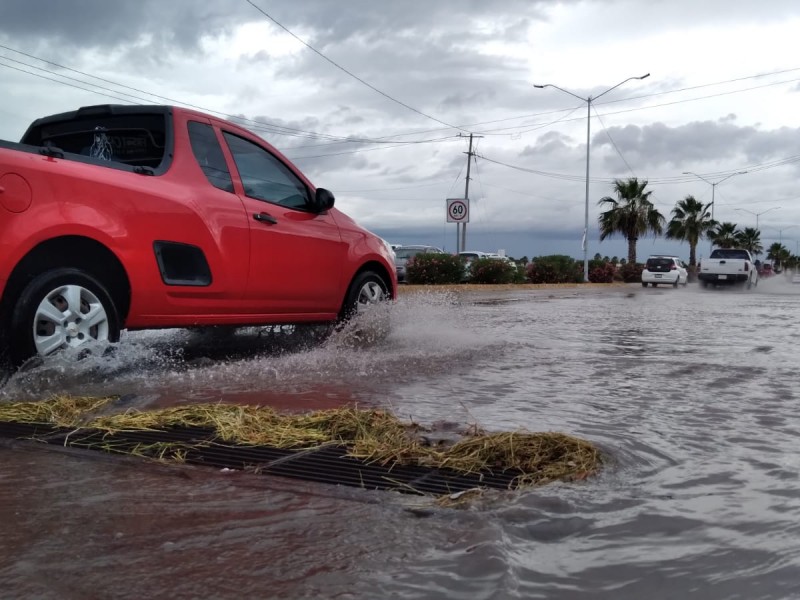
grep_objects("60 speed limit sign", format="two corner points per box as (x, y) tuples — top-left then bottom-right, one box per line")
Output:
(446, 198), (469, 223)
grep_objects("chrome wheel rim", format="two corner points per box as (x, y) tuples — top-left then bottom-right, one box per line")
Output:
(356, 281), (386, 310)
(32, 284), (110, 356)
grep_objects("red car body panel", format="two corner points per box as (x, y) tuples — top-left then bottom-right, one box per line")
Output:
(0, 105), (395, 331)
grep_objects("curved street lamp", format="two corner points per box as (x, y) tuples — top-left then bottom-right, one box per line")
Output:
(682, 170), (748, 255)
(762, 224), (797, 244)
(734, 206), (781, 230)
(534, 73), (650, 282)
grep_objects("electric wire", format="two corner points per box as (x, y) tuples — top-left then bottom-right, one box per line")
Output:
(592, 104), (637, 178)
(0, 48), (351, 142)
(0, 44), (457, 146)
(4, 42), (800, 171)
(244, 0), (465, 133)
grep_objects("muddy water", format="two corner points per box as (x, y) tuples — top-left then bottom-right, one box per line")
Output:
(2, 279), (800, 599)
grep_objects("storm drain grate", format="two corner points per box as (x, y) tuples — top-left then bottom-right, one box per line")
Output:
(0, 421), (523, 495)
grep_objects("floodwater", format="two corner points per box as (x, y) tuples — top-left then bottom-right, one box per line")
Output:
(2, 277), (800, 599)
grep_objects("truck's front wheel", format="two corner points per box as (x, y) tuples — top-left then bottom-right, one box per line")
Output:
(9, 268), (121, 365)
(339, 271), (390, 322)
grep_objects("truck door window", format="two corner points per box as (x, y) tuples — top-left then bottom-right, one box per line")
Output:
(222, 132), (310, 209)
(187, 121), (234, 193)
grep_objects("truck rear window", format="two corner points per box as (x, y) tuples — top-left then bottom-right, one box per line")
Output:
(20, 107), (168, 169)
(709, 249), (749, 260)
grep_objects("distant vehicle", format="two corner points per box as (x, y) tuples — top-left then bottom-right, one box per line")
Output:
(698, 248), (758, 289)
(458, 251), (513, 281)
(394, 245), (445, 283)
(641, 255), (688, 288)
(458, 250), (516, 263)
(758, 263), (774, 277)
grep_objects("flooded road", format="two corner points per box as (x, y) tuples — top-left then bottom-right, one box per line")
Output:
(2, 278), (800, 599)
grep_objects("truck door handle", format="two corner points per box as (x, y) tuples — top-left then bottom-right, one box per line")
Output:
(253, 212), (278, 225)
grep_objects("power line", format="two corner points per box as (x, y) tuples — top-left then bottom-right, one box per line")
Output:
(337, 182), (450, 193)
(4, 40), (800, 167)
(0, 46), (350, 141)
(592, 105), (636, 178)
(244, 0), (466, 133)
(286, 135), (460, 160)
(0, 55), (458, 160)
(0, 44), (452, 145)
(478, 150), (800, 187)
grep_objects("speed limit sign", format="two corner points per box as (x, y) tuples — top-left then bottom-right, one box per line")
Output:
(446, 198), (469, 223)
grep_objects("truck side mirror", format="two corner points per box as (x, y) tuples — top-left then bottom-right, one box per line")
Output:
(311, 188), (335, 212)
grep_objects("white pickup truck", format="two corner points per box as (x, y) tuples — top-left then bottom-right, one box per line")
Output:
(698, 248), (758, 288)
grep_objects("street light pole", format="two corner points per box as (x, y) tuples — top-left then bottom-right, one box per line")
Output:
(734, 206), (781, 230)
(682, 170), (748, 255)
(534, 73), (650, 282)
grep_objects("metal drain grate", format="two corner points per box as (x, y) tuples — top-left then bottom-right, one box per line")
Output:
(0, 421), (522, 495)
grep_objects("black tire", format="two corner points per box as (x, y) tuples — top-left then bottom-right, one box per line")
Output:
(672, 279), (678, 288)
(8, 268), (121, 366)
(0, 325), (10, 385)
(339, 271), (390, 322)
(641, 282), (647, 287)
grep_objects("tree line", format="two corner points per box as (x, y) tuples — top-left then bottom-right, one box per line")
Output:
(597, 177), (795, 271)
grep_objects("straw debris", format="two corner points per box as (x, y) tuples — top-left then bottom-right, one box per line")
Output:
(0, 396), (603, 489)
(0, 395), (112, 428)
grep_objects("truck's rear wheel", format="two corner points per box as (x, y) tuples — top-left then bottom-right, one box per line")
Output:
(9, 268), (120, 365)
(339, 271), (390, 322)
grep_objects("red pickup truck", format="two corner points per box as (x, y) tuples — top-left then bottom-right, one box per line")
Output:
(0, 104), (396, 371)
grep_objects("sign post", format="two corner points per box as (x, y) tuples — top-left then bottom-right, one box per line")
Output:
(446, 198), (469, 252)
(446, 198), (469, 223)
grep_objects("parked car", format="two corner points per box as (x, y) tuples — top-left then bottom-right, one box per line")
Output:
(0, 103), (397, 371)
(393, 245), (445, 283)
(458, 251), (514, 281)
(459, 251), (513, 263)
(641, 255), (688, 288)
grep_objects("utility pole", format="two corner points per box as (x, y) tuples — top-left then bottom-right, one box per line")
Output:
(462, 133), (473, 253)
(458, 133), (481, 253)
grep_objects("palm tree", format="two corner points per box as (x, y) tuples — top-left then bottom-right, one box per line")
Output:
(766, 243), (790, 270)
(598, 178), (665, 265)
(708, 222), (739, 249)
(665, 195), (715, 269)
(735, 227), (763, 256)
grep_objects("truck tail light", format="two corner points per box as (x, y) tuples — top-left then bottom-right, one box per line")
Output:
(671, 264), (677, 270)
(744, 263), (749, 271)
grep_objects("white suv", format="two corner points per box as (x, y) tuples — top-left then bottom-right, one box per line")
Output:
(641, 256), (688, 288)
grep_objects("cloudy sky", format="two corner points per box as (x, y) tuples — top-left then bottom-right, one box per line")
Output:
(2, 0), (800, 260)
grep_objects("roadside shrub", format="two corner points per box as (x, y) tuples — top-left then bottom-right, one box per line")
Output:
(468, 258), (517, 284)
(588, 262), (616, 283)
(618, 262), (643, 283)
(525, 255), (583, 284)
(406, 253), (463, 284)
